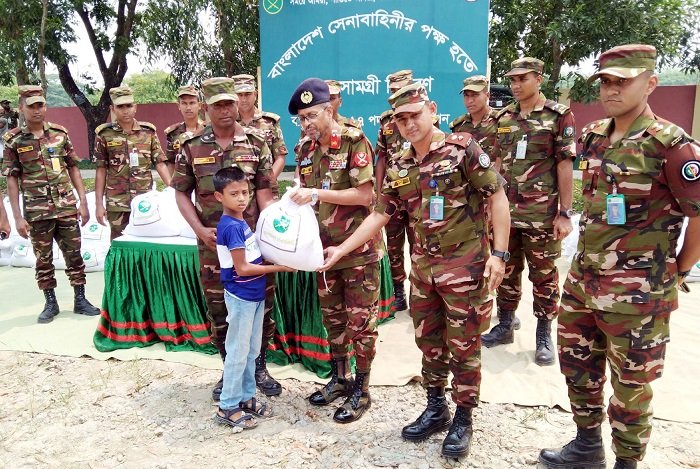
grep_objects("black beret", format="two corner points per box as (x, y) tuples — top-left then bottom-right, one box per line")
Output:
(288, 78), (330, 115)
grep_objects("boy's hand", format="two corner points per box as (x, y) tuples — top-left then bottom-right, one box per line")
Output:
(319, 246), (343, 272)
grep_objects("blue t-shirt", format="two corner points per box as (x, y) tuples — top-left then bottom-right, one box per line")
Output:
(216, 215), (266, 302)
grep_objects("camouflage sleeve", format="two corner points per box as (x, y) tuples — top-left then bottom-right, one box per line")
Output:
(464, 138), (504, 198)
(349, 136), (375, 187)
(93, 134), (108, 168)
(164, 132), (176, 163)
(374, 125), (387, 160)
(374, 173), (401, 217)
(663, 138), (700, 217)
(270, 122), (289, 161)
(555, 111), (576, 162)
(150, 132), (167, 165)
(253, 142), (273, 190)
(170, 144), (196, 193)
(1, 137), (20, 177)
(63, 133), (81, 167)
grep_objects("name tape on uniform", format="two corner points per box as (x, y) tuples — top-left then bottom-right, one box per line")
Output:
(390, 177), (410, 188)
(193, 157), (216, 165)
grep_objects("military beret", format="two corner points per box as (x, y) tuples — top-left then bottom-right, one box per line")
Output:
(177, 85), (199, 98)
(388, 70), (414, 91)
(461, 75), (489, 93)
(18, 85), (46, 106)
(288, 78), (330, 115)
(588, 44), (657, 83)
(325, 79), (342, 95)
(505, 57), (545, 77)
(388, 82), (429, 115)
(201, 77), (238, 105)
(232, 74), (256, 93)
(110, 86), (134, 106)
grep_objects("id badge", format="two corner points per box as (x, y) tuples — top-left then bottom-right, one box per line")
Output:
(129, 149), (139, 167)
(322, 178), (331, 190)
(515, 136), (527, 159)
(606, 194), (626, 225)
(429, 196), (444, 221)
(51, 157), (61, 172)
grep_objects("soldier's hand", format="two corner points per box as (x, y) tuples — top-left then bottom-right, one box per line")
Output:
(289, 187), (313, 205)
(78, 205), (90, 226)
(96, 204), (107, 226)
(553, 215), (573, 241)
(196, 226), (217, 251)
(319, 246), (343, 272)
(484, 256), (505, 291)
(14, 216), (29, 239)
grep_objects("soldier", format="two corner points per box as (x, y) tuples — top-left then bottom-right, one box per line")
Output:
(485, 57), (575, 366)
(2, 85), (100, 323)
(94, 86), (172, 240)
(320, 82), (510, 458)
(171, 77), (275, 402)
(232, 72), (288, 397)
(288, 78), (381, 423)
(325, 79), (362, 129)
(164, 85), (204, 175)
(374, 69), (415, 311)
(539, 44), (700, 469)
(0, 98), (20, 130)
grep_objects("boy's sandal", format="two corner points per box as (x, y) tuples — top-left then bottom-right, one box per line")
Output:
(240, 397), (273, 417)
(215, 407), (257, 429)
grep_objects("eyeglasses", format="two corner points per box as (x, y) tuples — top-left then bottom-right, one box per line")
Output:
(298, 111), (325, 124)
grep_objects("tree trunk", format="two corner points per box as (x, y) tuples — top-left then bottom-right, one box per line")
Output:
(38, 0), (49, 93)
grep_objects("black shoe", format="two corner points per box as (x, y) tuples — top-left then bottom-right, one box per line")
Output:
(441, 406), (473, 458)
(613, 458), (637, 469)
(512, 314), (521, 330)
(333, 372), (371, 423)
(538, 426), (606, 468)
(402, 387), (452, 441)
(73, 284), (100, 316)
(38, 289), (60, 324)
(212, 374), (224, 402)
(393, 282), (407, 311)
(309, 359), (353, 406)
(481, 309), (515, 348)
(535, 319), (556, 366)
(255, 353), (282, 396)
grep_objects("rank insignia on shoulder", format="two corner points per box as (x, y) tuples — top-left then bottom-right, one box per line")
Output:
(478, 153), (490, 168)
(681, 161), (700, 181)
(390, 177), (410, 188)
(17, 146), (34, 153)
(193, 157), (216, 165)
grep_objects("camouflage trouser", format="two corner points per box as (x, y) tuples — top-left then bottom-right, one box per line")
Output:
(497, 226), (561, 320)
(558, 290), (670, 461)
(106, 211), (130, 241)
(385, 207), (414, 283)
(28, 216), (86, 290)
(198, 242), (276, 359)
(409, 260), (492, 408)
(316, 262), (379, 373)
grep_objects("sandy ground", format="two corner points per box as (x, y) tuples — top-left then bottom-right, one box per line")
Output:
(1, 350), (698, 468)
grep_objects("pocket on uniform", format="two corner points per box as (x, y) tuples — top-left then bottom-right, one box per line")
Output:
(619, 313), (670, 384)
(193, 163), (219, 194)
(586, 250), (652, 304)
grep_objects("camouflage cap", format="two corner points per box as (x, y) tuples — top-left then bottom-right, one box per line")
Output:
(388, 82), (429, 115)
(505, 57), (545, 77)
(388, 70), (413, 91)
(288, 78), (330, 115)
(461, 75), (489, 93)
(18, 85), (46, 106)
(325, 79), (342, 95)
(109, 86), (134, 106)
(588, 44), (657, 83)
(201, 77), (238, 105)
(177, 85), (199, 98)
(0, 98), (10, 104)
(232, 74), (257, 93)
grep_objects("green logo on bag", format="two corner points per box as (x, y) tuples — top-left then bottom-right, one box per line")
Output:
(83, 252), (92, 260)
(137, 200), (152, 213)
(89, 224), (98, 232)
(273, 215), (290, 233)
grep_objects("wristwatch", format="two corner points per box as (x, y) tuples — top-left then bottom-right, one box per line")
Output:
(311, 188), (319, 205)
(559, 208), (575, 218)
(492, 250), (511, 262)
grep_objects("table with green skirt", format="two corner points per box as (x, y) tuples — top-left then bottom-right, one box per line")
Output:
(93, 235), (396, 377)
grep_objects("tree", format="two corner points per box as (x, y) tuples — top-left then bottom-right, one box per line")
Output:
(489, 0), (700, 101)
(126, 71), (176, 103)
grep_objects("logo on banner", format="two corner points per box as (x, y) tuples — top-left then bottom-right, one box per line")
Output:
(263, 0), (283, 15)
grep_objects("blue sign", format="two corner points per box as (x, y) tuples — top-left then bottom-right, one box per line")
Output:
(259, 0), (490, 165)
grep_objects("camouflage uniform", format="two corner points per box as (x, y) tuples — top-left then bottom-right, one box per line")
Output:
(325, 79), (362, 130)
(2, 121), (86, 289)
(164, 85), (204, 167)
(0, 103), (20, 130)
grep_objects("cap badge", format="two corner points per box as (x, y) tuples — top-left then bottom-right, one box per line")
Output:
(301, 91), (313, 104)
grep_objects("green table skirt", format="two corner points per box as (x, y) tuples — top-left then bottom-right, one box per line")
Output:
(93, 240), (396, 377)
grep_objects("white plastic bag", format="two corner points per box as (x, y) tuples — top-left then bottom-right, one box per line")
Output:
(124, 188), (186, 237)
(255, 184), (324, 271)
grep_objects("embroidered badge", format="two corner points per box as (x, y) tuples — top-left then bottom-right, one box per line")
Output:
(353, 152), (369, 167)
(328, 160), (347, 170)
(17, 146), (34, 153)
(300, 166), (313, 175)
(498, 127), (512, 134)
(235, 155), (259, 162)
(391, 177), (410, 188)
(193, 157), (216, 165)
(478, 153), (491, 168)
(301, 91), (313, 104)
(107, 140), (122, 147)
(563, 126), (574, 137)
(398, 169), (408, 177)
(681, 161), (700, 181)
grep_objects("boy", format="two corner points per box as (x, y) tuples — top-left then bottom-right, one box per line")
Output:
(212, 166), (293, 429)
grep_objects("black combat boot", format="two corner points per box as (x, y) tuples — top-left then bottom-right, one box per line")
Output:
(255, 352), (282, 396)
(538, 426), (606, 468)
(308, 358), (354, 406)
(38, 288), (60, 324)
(333, 371), (371, 423)
(613, 458), (637, 469)
(481, 309), (515, 348)
(402, 387), (452, 441)
(441, 406), (473, 458)
(73, 284), (100, 316)
(535, 318), (556, 366)
(393, 282), (407, 311)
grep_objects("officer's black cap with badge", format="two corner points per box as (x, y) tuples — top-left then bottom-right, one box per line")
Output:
(288, 78), (331, 115)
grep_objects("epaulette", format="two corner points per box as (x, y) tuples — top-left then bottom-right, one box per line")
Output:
(494, 105), (512, 120)
(345, 118), (362, 130)
(47, 122), (68, 134)
(544, 99), (570, 115)
(139, 121), (157, 132)
(245, 126), (267, 145)
(646, 120), (687, 148)
(95, 122), (114, 134)
(449, 114), (467, 131)
(164, 122), (183, 135)
(296, 136), (313, 154)
(260, 111), (280, 123)
(446, 132), (473, 148)
(343, 125), (364, 143)
(181, 127), (205, 146)
(578, 119), (609, 144)
(2, 127), (21, 143)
